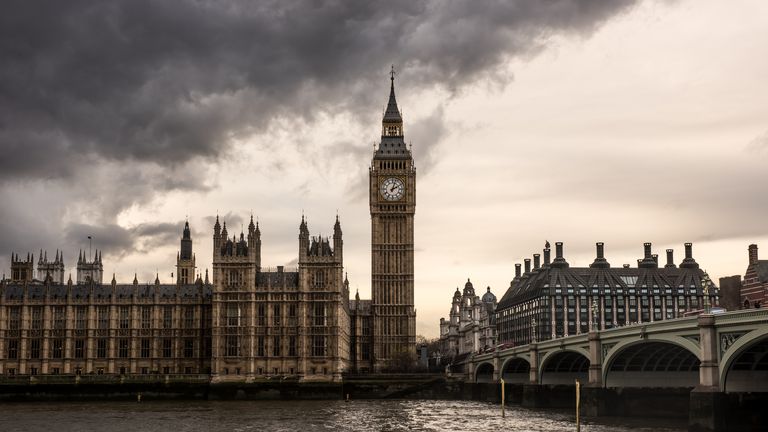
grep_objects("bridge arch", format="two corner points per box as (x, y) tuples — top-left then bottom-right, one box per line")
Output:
(539, 349), (589, 385)
(475, 361), (495, 383)
(500, 357), (530, 383)
(602, 340), (699, 388)
(719, 327), (768, 392)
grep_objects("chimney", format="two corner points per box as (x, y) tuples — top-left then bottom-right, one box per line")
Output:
(543, 247), (551, 266)
(533, 254), (541, 270)
(639, 242), (657, 268)
(514, 263), (521, 278)
(551, 242), (569, 268)
(665, 249), (676, 268)
(748, 244), (758, 265)
(590, 242), (610, 268)
(524, 258), (531, 274)
(680, 242), (699, 269)
(652, 254), (658, 264)
(623, 264), (630, 269)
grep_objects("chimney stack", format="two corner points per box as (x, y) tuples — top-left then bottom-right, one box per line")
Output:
(639, 242), (658, 268)
(665, 249), (676, 268)
(551, 242), (569, 268)
(680, 243), (699, 269)
(543, 247), (551, 266)
(533, 254), (541, 270)
(524, 258), (531, 274)
(590, 242), (610, 268)
(515, 263), (521, 278)
(749, 244), (759, 265)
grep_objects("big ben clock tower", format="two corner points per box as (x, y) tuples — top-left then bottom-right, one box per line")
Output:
(370, 68), (416, 370)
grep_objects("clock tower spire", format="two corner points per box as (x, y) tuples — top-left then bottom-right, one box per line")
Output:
(369, 67), (416, 371)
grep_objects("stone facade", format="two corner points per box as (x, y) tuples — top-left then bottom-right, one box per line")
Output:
(367, 70), (417, 371)
(0, 234), (212, 377)
(438, 279), (497, 358)
(210, 215), (350, 382)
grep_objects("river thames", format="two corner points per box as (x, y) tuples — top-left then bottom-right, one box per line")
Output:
(0, 400), (686, 432)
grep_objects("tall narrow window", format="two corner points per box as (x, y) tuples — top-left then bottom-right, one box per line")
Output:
(140, 338), (151, 358)
(163, 338), (172, 358)
(141, 306), (152, 329)
(97, 338), (108, 358)
(51, 339), (64, 359)
(118, 339), (129, 358)
(98, 306), (109, 329)
(76, 306), (87, 330)
(184, 306), (195, 328)
(119, 306), (130, 329)
(75, 339), (85, 359)
(163, 306), (173, 329)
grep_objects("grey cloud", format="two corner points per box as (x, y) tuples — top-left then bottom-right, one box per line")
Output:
(409, 105), (448, 174)
(0, 0), (640, 270)
(0, 0), (639, 182)
(64, 221), (185, 258)
(746, 130), (768, 155)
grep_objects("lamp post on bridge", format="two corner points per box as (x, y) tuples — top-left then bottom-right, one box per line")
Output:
(701, 273), (712, 314)
(591, 299), (599, 332)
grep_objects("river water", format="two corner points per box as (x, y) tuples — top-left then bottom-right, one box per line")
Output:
(0, 400), (686, 432)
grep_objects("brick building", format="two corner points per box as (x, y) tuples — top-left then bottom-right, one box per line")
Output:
(741, 244), (768, 308)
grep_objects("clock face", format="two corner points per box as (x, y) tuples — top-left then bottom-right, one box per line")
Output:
(380, 177), (405, 201)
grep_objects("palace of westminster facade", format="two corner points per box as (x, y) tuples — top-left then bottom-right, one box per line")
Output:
(0, 74), (417, 381)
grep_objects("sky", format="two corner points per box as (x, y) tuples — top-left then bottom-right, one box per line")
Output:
(1, 0), (767, 338)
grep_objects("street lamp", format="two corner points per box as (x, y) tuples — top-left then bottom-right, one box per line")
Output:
(591, 299), (599, 331)
(531, 318), (537, 343)
(701, 273), (712, 314)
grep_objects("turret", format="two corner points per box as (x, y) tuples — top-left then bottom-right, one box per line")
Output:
(333, 215), (343, 262)
(10, 252), (34, 283)
(177, 220), (196, 284)
(299, 215), (309, 260)
(213, 215), (222, 258)
(247, 215), (261, 269)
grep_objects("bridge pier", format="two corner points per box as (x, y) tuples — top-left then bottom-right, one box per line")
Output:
(689, 314), (725, 432)
(528, 343), (538, 384)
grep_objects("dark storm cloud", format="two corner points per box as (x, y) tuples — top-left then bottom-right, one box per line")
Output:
(65, 221), (184, 258)
(0, 0), (639, 181)
(0, 0), (640, 266)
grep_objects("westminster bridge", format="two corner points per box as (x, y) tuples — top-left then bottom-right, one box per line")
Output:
(463, 308), (768, 432)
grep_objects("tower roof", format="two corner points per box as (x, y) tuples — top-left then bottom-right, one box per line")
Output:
(383, 66), (402, 124)
(375, 66), (411, 160)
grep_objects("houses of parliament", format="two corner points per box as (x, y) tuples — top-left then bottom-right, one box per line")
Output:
(0, 74), (417, 381)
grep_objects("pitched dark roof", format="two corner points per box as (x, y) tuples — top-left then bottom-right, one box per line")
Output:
(497, 264), (712, 311)
(756, 261), (768, 283)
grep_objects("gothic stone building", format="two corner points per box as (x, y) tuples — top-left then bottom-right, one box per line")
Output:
(210, 215), (351, 381)
(0, 223), (213, 378)
(0, 74), (417, 379)
(496, 241), (720, 346)
(438, 279), (497, 359)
